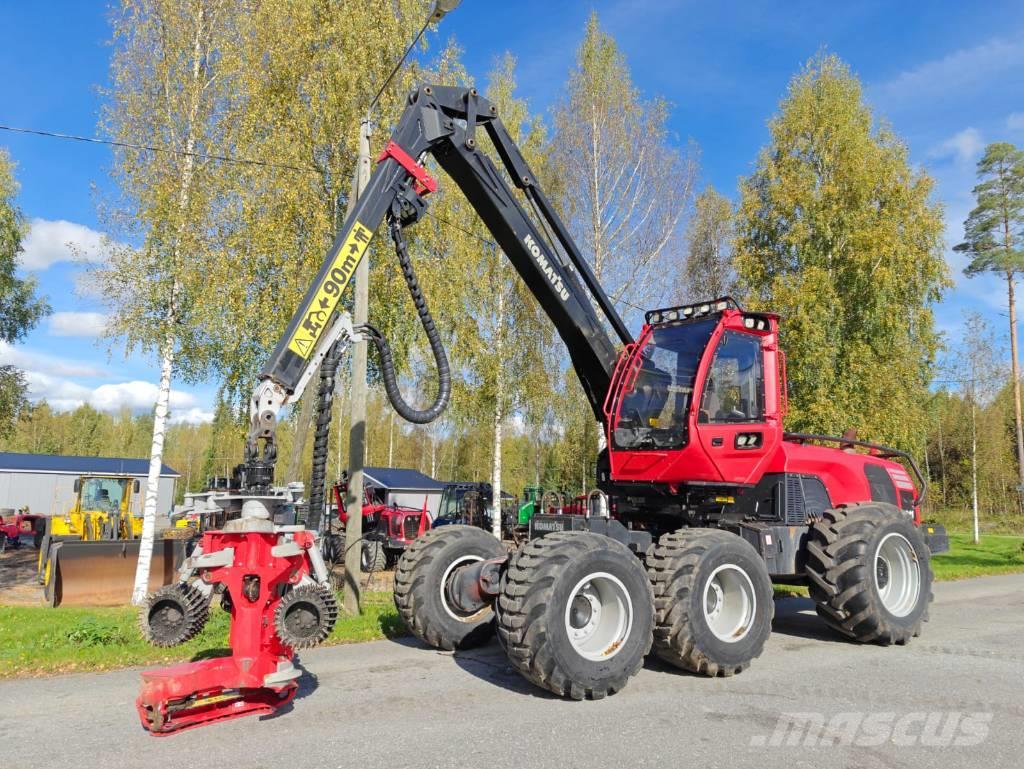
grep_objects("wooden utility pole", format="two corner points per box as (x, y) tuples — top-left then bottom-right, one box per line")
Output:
(343, 118), (372, 615)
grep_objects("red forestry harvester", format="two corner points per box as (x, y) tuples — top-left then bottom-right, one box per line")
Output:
(135, 81), (949, 730)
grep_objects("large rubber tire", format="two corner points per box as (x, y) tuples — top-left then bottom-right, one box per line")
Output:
(496, 532), (654, 700)
(394, 525), (507, 650)
(361, 539), (388, 572)
(648, 529), (773, 677)
(806, 504), (933, 644)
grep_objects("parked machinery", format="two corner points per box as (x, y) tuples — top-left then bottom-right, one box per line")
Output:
(36, 474), (184, 607)
(0, 507), (44, 551)
(329, 476), (429, 572)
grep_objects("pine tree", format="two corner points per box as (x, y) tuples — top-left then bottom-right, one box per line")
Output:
(955, 142), (1024, 498)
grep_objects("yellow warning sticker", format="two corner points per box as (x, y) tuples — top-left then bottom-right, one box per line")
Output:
(288, 221), (373, 358)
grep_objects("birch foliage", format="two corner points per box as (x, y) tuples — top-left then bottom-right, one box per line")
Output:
(734, 54), (949, 452)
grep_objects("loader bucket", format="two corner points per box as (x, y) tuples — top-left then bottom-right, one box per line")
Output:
(42, 539), (186, 607)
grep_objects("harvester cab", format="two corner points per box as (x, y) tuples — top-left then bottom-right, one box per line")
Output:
(600, 297), (946, 561)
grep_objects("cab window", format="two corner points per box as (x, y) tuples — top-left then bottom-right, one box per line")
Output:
(699, 332), (764, 424)
(613, 317), (717, 450)
(81, 477), (129, 512)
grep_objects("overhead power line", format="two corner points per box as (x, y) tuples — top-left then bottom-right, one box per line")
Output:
(0, 123), (315, 174)
(2, 122), (649, 315)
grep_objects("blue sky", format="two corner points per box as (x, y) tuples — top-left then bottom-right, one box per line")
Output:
(1, 0), (1023, 421)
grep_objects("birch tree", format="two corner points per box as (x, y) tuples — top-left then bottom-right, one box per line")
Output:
(552, 11), (698, 320)
(438, 55), (554, 536)
(94, 0), (238, 604)
(679, 185), (737, 302)
(735, 54), (948, 452)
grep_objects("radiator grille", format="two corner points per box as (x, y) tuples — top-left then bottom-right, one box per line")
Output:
(784, 476), (806, 524)
(403, 515), (422, 540)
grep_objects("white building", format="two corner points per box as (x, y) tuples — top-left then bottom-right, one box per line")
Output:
(0, 452), (180, 517)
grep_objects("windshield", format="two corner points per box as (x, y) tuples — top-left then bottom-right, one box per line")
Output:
(437, 486), (490, 523)
(80, 477), (129, 513)
(613, 318), (717, 450)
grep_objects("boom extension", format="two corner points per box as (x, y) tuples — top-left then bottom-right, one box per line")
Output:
(243, 85), (631, 486)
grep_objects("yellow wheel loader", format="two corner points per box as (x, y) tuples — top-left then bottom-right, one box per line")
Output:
(36, 475), (186, 607)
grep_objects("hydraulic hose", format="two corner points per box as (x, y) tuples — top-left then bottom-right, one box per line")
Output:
(359, 206), (450, 424)
(306, 338), (344, 533)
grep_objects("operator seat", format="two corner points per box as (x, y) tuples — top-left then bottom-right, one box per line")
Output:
(620, 358), (670, 427)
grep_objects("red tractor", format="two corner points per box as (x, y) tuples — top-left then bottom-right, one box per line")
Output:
(331, 478), (429, 572)
(0, 508), (44, 552)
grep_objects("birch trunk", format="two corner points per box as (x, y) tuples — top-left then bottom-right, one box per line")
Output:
(971, 395), (979, 545)
(130, 7), (204, 604)
(131, 335), (175, 604)
(491, 286), (505, 539)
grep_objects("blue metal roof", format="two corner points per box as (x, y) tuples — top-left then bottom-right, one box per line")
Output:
(363, 466), (444, 491)
(0, 452), (180, 477)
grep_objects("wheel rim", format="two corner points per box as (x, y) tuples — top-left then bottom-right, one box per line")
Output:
(440, 555), (488, 623)
(874, 532), (921, 617)
(702, 564), (756, 643)
(563, 572), (633, 661)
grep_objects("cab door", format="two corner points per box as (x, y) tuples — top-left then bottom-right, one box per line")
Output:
(694, 330), (774, 484)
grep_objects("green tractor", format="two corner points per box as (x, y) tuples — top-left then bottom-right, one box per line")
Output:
(516, 486), (543, 528)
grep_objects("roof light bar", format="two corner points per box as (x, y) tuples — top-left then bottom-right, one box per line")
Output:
(643, 296), (743, 325)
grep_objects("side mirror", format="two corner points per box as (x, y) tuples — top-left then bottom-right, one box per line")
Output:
(134, 479), (140, 494)
(73, 479), (80, 493)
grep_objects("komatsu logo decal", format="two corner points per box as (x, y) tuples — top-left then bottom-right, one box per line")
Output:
(523, 233), (570, 301)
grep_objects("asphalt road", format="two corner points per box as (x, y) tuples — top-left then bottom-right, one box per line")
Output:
(2, 574), (1022, 769)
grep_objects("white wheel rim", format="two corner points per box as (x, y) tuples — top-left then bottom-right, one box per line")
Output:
(874, 532), (921, 617)
(563, 572), (633, 661)
(702, 564), (756, 643)
(440, 555), (488, 623)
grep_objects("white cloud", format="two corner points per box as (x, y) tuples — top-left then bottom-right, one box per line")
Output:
(929, 127), (984, 165)
(1008, 112), (1024, 132)
(48, 311), (109, 338)
(170, 407), (216, 425)
(872, 38), (1024, 109)
(21, 371), (93, 412)
(18, 218), (119, 271)
(0, 340), (109, 378)
(21, 372), (213, 423)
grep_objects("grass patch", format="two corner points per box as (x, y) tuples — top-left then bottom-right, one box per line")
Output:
(772, 531), (1024, 598)
(932, 531), (1024, 580)
(0, 591), (403, 679)
(6, 532), (1024, 678)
